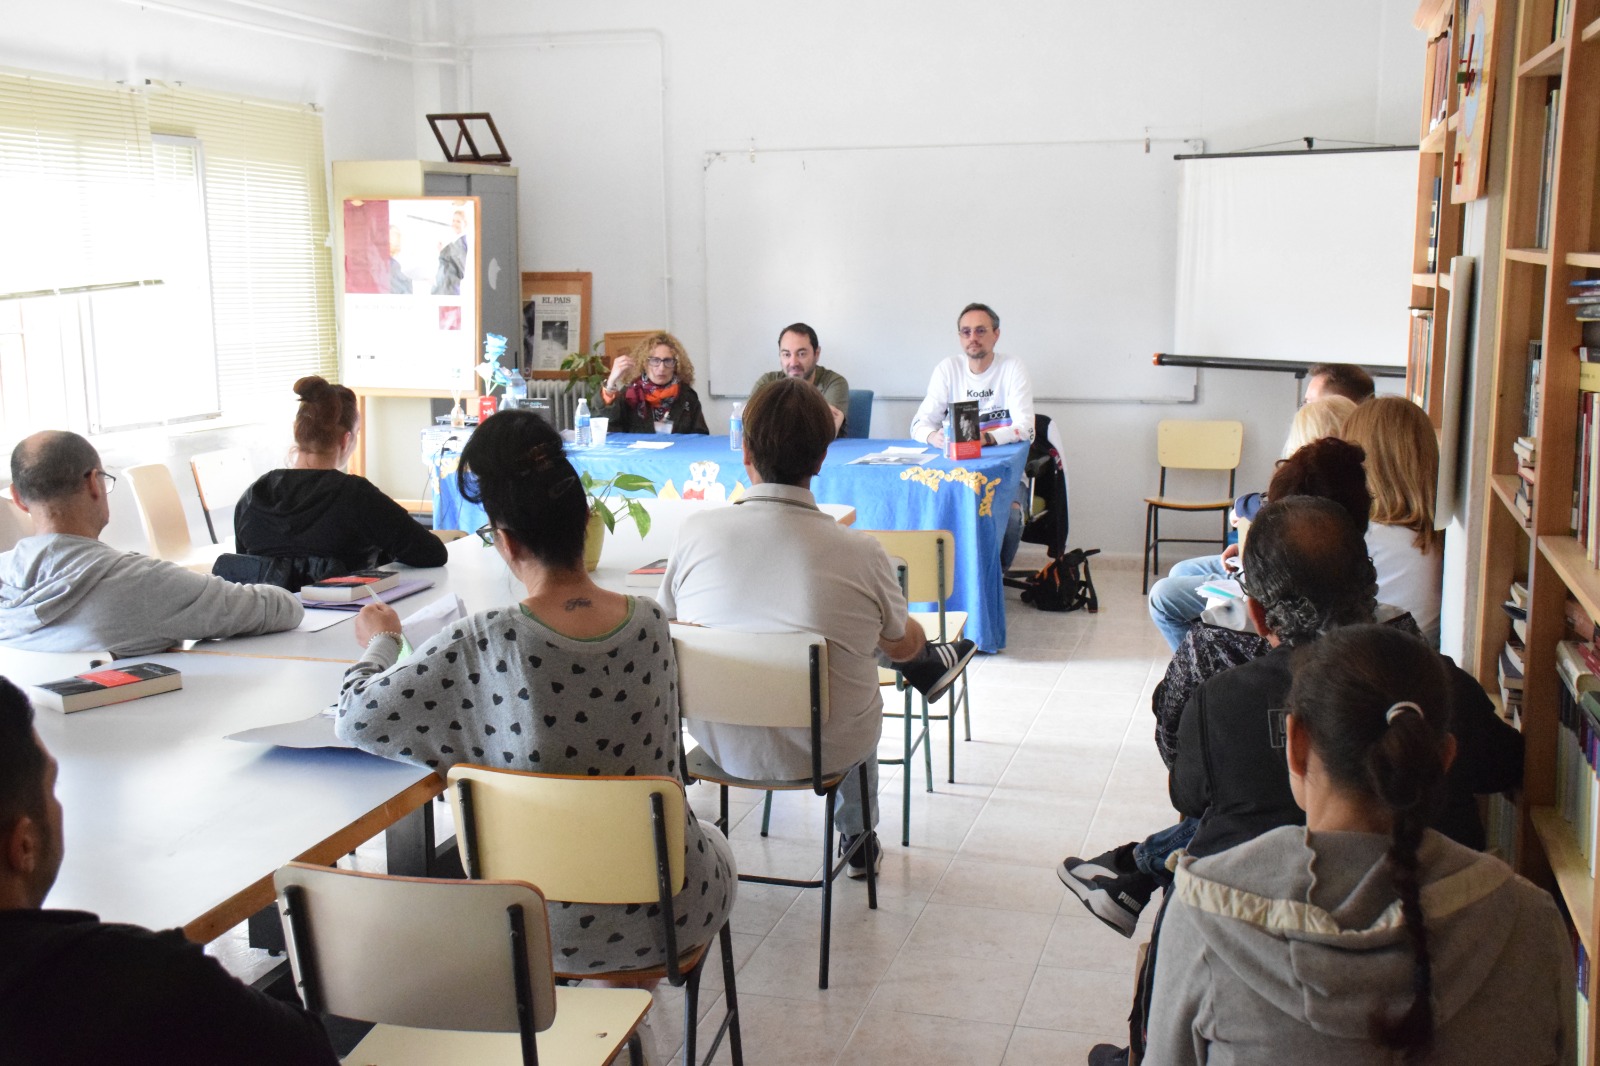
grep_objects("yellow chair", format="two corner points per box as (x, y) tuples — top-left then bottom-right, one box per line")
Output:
(189, 447), (256, 544)
(672, 624), (877, 990)
(446, 768), (743, 1066)
(124, 462), (226, 571)
(272, 862), (652, 1065)
(1141, 420), (1245, 595)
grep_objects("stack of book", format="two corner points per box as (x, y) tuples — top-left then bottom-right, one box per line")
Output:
(1571, 279), (1600, 323)
(1513, 433), (1536, 523)
(1500, 582), (1530, 725)
(1423, 26), (1452, 133)
(1407, 309), (1434, 405)
(1535, 88), (1561, 250)
(1555, 672), (1599, 878)
(1579, 350), (1600, 551)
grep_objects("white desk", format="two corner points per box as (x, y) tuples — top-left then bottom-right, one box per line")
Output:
(0, 648), (440, 941)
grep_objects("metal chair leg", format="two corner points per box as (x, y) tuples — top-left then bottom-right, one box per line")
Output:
(921, 694), (934, 794)
(1142, 503), (1155, 595)
(820, 789), (836, 989)
(682, 964), (700, 1066)
(860, 762), (878, 912)
(759, 791), (772, 837)
(901, 685), (913, 847)
(719, 923), (744, 1065)
(628, 1033), (644, 1066)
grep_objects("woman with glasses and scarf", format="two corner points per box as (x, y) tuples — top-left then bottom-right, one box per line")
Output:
(332, 408), (734, 979)
(598, 332), (710, 435)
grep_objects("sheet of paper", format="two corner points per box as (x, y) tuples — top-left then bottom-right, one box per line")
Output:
(298, 579), (435, 612)
(293, 610), (352, 633)
(628, 440), (675, 450)
(402, 594), (466, 648)
(225, 708), (352, 749)
(881, 446), (931, 455)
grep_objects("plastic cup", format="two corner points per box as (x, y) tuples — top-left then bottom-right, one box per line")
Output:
(591, 417), (609, 447)
(654, 420), (674, 435)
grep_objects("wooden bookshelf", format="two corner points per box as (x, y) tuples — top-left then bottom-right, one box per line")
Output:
(1468, 0), (1600, 1055)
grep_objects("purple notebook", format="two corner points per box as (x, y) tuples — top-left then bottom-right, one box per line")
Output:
(297, 579), (435, 611)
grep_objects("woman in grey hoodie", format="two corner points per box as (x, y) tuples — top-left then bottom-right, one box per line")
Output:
(1146, 625), (1572, 1065)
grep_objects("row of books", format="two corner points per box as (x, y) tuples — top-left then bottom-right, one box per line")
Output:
(1554, 642), (1600, 876)
(1574, 350), (1600, 555)
(1407, 308), (1434, 407)
(1421, 25), (1453, 136)
(1578, 936), (1592, 1066)
(1571, 279), (1600, 324)
(1500, 581), (1529, 725)
(1424, 176), (1442, 275)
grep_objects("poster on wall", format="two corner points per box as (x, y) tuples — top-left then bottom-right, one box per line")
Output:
(340, 196), (480, 391)
(521, 272), (593, 379)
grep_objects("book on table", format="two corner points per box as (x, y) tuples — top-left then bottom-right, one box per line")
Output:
(30, 663), (182, 714)
(300, 570), (401, 602)
(625, 558), (668, 587)
(946, 400), (981, 461)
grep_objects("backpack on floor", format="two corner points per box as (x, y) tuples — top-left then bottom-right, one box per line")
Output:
(1019, 547), (1100, 613)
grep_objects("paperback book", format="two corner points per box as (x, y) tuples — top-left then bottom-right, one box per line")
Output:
(31, 663), (182, 714)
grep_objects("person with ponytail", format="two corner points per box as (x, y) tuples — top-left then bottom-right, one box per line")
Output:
(232, 376), (447, 586)
(1145, 624), (1571, 1065)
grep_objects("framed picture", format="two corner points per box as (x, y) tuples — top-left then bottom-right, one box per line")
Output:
(1451, 0), (1500, 202)
(522, 271), (592, 379)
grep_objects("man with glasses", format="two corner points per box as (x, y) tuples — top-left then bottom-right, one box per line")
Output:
(751, 322), (851, 436)
(909, 302), (1035, 567)
(0, 431), (301, 655)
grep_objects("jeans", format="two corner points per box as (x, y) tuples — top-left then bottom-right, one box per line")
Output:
(1133, 817), (1198, 888)
(1001, 479), (1029, 570)
(1147, 554), (1230, 652)
(833, 756), (879, 837)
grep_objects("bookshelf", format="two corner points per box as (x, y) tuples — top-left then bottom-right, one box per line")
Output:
(1469, 0), (1600, 1056)
(1406, 0), (1467, 422)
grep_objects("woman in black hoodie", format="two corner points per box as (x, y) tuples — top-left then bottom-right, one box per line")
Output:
(232, 376), (447, 586)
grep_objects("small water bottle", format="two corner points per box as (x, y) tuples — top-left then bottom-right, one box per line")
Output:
(574, 396), (592, 448)
(502, 368), (527, 410)
(728, 402), (743, 451)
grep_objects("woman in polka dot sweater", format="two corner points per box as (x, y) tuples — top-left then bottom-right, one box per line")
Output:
(334, 408), (735, 975)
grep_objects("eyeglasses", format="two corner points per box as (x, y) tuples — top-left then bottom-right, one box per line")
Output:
(475, 523), (496, 546)
(959, 326), (992, 339)
(646, 357), (677, 369)
(87, 469), (116, 494)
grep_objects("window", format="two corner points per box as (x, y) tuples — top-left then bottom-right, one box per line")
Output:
(0, 70), (335, 438)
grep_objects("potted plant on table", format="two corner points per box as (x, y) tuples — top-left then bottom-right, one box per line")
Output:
(581, 470), (655, 571)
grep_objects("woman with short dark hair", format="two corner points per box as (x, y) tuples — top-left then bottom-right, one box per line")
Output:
(333, 409), (735, 973)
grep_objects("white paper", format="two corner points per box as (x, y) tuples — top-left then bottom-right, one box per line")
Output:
(293, 610), (352, 633)
(402, 594), (466, 649)
(881, 446), (930, 455)
(226, 708), (351, 749)
(628, 441), (675, 450)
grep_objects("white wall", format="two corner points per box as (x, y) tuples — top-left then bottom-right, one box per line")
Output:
(458, 0), (1425, 558)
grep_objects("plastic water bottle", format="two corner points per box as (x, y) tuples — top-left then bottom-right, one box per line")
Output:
(502, 368), (527, 410)
(728, 402), (743, 451)
(574, 397), (592, 448)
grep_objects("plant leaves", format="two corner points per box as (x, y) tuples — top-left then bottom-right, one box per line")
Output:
(612, 473), (656, 493)
(627, 499), (652, 539)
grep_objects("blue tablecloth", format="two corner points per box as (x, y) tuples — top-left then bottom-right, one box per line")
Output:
(433, 434), (1028, 651)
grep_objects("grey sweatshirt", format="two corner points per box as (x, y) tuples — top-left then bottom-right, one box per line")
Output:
(0, 534), (302, 656)
(1146, 826), (1573, 1066)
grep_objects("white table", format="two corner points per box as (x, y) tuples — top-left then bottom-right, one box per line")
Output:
(0, 647), (440, 941)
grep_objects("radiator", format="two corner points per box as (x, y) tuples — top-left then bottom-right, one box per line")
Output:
(525, 379), (581, 430)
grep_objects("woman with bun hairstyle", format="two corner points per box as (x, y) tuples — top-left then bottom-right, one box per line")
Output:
(334, 408), (735, 975)
(233, 376), (448, 585)
(1340, 396), (1444, 646)
(1146, 625), (1570, 1065)
(598, 332), (709, 434)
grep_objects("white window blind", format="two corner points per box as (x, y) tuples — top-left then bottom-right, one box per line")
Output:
(0, 69), (335, 435)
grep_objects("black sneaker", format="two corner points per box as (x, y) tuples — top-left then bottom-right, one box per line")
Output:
(1057, 843), (1153, 938)
(897, 638), (978, 704)
(1086, 1044), (1129, 1066)
(839, 831), (881, 880)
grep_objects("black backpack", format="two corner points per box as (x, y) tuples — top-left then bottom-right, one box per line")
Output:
(1019, 548), (1100, 613)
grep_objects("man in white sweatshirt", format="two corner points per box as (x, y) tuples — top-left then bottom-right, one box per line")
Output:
(909, 302), (1036, 567)
(0, 431), (302, 656)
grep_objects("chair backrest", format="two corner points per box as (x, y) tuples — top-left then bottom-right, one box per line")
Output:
(671, 624), (828, 729)
(858, 529), (955, 607)
(1155, 420), (1244, 472)
(124, 463), (194, 560)
(190, 448), (255, 540)
(0, 495), (33, 552)
(273, 862), (557, 1037)
(447, 768), (686, 904)
(844, 389), (874, 439)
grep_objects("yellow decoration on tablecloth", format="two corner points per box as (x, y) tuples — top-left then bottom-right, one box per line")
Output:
(899, 466), (1002, 516)
(657, 480), (680, 499)
(727, 482), (747, 502)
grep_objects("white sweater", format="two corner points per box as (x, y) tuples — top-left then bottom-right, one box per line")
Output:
(909, 353), (1035, 447)
(1366, 522), (1443, 647)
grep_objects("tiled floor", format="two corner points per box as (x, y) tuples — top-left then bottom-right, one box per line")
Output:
(212, 551), (1179, 1065)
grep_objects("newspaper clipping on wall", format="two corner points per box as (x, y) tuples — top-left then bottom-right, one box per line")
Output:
(527, 294), (581, 372)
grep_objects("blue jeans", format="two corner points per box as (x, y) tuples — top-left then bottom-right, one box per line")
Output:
(834, 756), (879, 837)
(1133, 817), (1198, 887)
(1001, 479), (1029, 570)
(1148, 555), (1229, 652)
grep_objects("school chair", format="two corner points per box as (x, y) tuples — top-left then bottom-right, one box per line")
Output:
(189, 447), (256, 543)
(1141, 420), (1244, 595)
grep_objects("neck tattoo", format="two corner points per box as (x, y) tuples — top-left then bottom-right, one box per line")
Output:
(563, 596), (593, 612)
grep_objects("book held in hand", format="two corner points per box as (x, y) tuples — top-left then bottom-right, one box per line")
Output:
(31, 663), (182, 714)
(300, 570), (401, 602)
(946, 400), (981, 461)
(626, 559), (669, 587)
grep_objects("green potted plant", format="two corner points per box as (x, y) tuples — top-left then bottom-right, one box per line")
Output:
(560, 345), (610, 408)
(580, 470), (655, 571)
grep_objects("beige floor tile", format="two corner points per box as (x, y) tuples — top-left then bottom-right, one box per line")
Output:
(693, 929), (762, 992)
(1016, 963), (1143, 1034)
(733, 933), (898, 1002)
(701, 991), (866, 1065)
(726, 881), (800, 937)
(767, 883), (924, 953)
(929, 857), (1069, 914)
(1039, 912), (1147, 974)
(1002, 1024), (1128, 1064)
(997, 739), (1120, 796)
(956, 793), (1098, 868)
(837, 1007), (1014, 1066)
(902, 901), (1055, 965)
(869, 949), (1037, 1025)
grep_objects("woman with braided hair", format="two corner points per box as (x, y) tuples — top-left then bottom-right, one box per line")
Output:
(1144, 624), (1570, 1065)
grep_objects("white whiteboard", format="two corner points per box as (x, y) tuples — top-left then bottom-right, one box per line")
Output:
(1173, 150), (1417, 366)
(702, 142), (1197, 403)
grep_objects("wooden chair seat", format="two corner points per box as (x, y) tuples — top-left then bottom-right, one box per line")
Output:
(1142, 420), (1244, 594)
(1140, 496), (1234, 511)
(685, 746), (847, 794)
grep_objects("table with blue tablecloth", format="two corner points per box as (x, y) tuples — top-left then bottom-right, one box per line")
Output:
(433, 434), (1028, 652)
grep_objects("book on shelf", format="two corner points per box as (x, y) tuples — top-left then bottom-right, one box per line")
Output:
(30, 662), (182, 714)
(299, 570), (401, 602)
(1508, 580), (1530, 610)
(1426, 177), (1441, 274)
(1524, 341), (1542, 438)
(1513, 435), (1538, 463)
(1535, 87), (1561, 249)
(1514, 480), (1533, 521)
(1557, 640), (1600, 696)
(1578, 938), (1591, 1066)
(1567, 596), (1597, 643)
(1408, 309), (1434, 404)
(1499, 647), (1525, 694)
